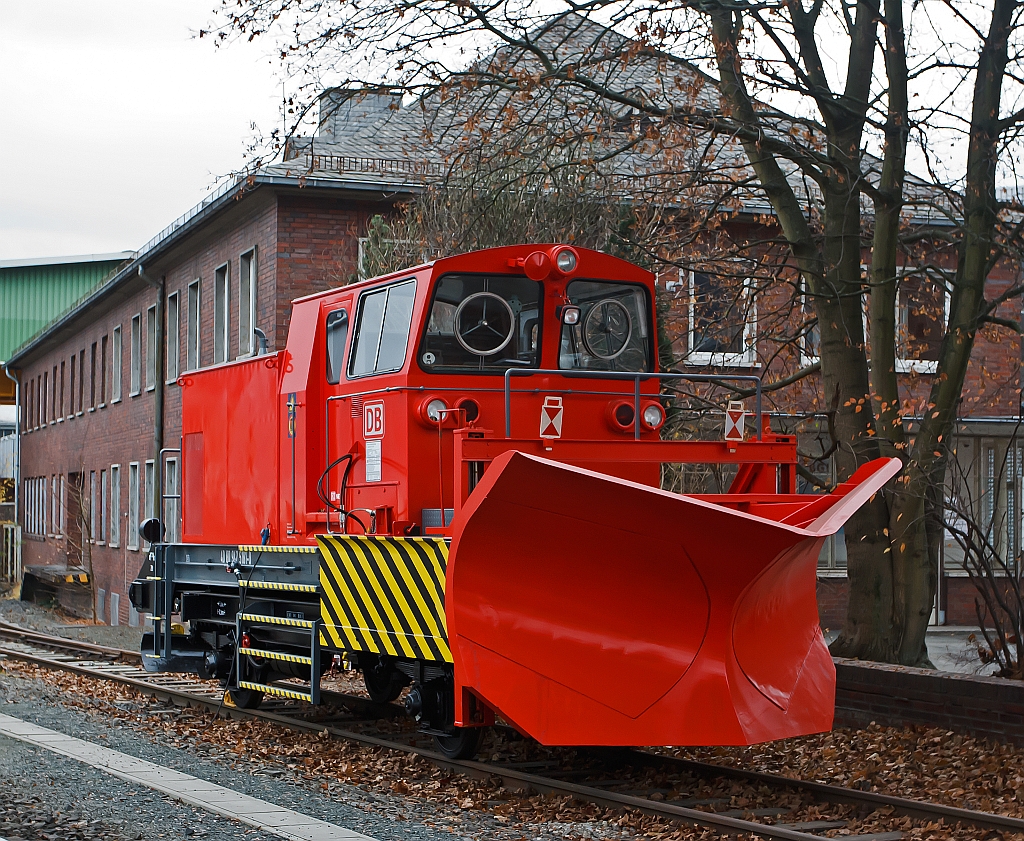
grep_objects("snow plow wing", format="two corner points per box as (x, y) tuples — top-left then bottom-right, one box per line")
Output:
(447, 452), (901, 746)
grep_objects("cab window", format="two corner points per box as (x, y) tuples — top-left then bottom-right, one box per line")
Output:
(559, 280), (652, 372)
(418, 274), (542, 373)
(325, 309), (348, 384)
(349, 279), (416, 377)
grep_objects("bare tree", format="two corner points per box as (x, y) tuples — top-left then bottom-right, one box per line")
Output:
(211, 0), (1024, 664)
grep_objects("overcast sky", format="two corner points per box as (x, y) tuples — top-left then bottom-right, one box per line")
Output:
(0, 1), (283, 261)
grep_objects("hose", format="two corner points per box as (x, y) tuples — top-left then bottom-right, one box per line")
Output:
(315, 453), (367, 534)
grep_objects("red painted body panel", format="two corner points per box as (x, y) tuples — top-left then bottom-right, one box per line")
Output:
(447, 453), (900, 745)
(181, 354), (282, 545)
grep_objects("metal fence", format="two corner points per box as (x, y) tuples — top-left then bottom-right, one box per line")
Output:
(1, 523), (20, 583)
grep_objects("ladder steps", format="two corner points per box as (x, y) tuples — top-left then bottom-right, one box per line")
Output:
(238, 680), (313, 702)
(237, 613), (314, 629)
(238, 580), (319, 593)
(239, 646), (313, 666)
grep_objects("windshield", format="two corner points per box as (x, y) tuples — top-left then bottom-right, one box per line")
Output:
(559, 280), (652, 372)
(418, 274), (542, 373)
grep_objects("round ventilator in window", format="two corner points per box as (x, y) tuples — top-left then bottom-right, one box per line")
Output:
(454, 292), (515, 356)
(582, 299), (633, 359)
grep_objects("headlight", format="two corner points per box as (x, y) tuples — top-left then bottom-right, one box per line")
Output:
(561, 305), (581, 325)
(426, 398), (447, 423)
(555, 248), (577, 273)
(642, 403), (665, 430)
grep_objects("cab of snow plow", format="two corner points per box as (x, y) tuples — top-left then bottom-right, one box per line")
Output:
(177, 244), (708, 545)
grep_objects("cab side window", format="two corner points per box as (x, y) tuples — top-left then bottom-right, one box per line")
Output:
(325, 309), (348, 384)
(349, 279), (417, 377)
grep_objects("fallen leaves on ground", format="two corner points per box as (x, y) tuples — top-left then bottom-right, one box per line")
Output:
(2, 660), (1017, 840)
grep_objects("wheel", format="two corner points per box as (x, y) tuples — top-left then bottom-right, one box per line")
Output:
(433, 726), (483, 760)
(361, 655), (406, 703)
(225, 686), (264, 709)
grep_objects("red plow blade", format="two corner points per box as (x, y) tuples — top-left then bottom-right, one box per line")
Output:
(447, 452), (901, 746)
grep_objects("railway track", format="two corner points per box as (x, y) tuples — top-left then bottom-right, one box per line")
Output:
(1, 623), (1021, 841)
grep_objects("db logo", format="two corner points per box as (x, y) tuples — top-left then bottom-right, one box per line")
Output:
(363, 401), (385, 439)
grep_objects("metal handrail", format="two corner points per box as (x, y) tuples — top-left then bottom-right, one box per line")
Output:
(502, 369), (764, 440)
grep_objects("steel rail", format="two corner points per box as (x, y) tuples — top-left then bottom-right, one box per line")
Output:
(3, 629), (1024, 839)
(0, 620), (142, 663)
(636, 751), (1024, 834)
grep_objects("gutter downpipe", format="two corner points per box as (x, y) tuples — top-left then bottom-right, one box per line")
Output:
(3, 363), (19, 532)
(138, 267), (165, 516)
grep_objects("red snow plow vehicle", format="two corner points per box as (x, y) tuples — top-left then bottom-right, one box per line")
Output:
(130, 243), (898, 758)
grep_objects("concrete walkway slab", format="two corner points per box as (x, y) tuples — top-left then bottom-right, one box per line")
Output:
(0, 712), (376, 841)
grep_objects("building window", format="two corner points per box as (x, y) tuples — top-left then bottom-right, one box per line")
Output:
(69, 354), (76, 416)
(146, 305), (157, 390)
(166, 291), (180, 382)
(143, 459), (156, 548)
(799, 280), (820, 366)
(238, 248), (257, 357)
(89, 471), (97, 543)
(49, 475), (57, 536)
(214, 263), (229, 364)
(100, 335), (108, 406)
(51, 365), (57, 422)
(187, 279), (201, 370)
(90, 342), (97, 410)
(164, 458), (179, 544)
(99, 469), (107, 544)
(58, 474), (65, 535)
(130, 314), (141, 396)
(42, 372), (48, 425)
(127, 462), (139, 550)
(686, 270), (757, 367)
(78, 349), (85, 414)
(109, 465), (120, 548)
(896, 268), (949, 374)
(111, 325), (122, 402)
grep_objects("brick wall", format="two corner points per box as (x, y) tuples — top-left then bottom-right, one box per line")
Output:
(274, 195), (390, 343)
(816, 577), (849, 629)
(834, 657), (1024, 745)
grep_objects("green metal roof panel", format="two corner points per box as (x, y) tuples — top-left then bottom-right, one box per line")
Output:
(0, 259), (126, 360)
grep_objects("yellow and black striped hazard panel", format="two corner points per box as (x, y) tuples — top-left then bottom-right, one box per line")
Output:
(316, 535), (452, 663)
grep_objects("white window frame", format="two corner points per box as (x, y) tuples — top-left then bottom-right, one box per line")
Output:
(99, 469), (107, 544)
(109, 465), (120, 548)
(356, 236), (416, 281)
(166, 291), (180, 383)
(164, 457), (180, 544)
(58, 474), (65, 535)
(799, 278), (820, 367)
(686, 268), (758, 368)
(89, 470), (97, 543)
(144, 459), (156, 548)
(49, 475), (57, 537)
(238, 248), (257, 358)
(146, 305), (157, 390)
(894, 267), (951, 375)
(111, 326), (122, 403)
(130, 314), (142, 396)
(127, 462), (139, 551)
(214, 263), (230, 364)
(187, 279), (201, 371)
